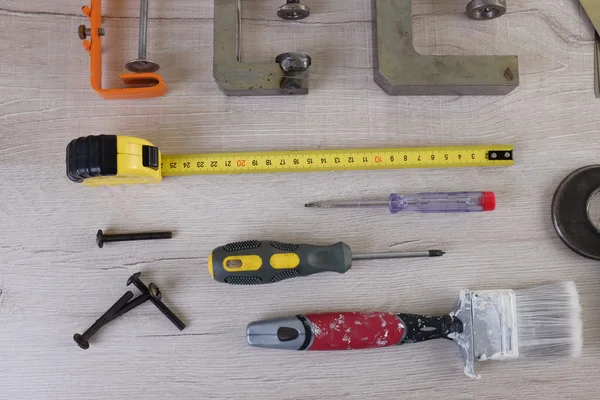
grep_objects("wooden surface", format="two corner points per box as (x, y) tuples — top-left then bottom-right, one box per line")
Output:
(1, 0), (600, 398)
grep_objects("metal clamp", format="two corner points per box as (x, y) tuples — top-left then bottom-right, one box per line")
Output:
(580, 1), (600, 98)
(213, 0), (311, 96)
(581, 0), (600, 29)
(373, 0), (519, 95)
(79, 0), (167, 100)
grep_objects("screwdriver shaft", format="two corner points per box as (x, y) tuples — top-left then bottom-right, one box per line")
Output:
(351, 250), (444, 260)
(306, 200), (388, 208)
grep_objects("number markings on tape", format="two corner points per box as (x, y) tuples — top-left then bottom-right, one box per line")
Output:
(160, 146), (513, 176)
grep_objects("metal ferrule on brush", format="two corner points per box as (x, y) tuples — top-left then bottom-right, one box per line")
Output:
(452, 281), (582, 379)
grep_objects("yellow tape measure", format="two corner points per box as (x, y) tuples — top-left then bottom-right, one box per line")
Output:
(66, 135), (514, 186)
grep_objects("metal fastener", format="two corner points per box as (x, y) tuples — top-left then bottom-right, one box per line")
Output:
(73, 291), (134, 350)
(277, 0), (310, 20)
(77, 25), (105, 40)
(127, 272), (186, 331)
(125, 0), (160, 73)
(276, 53), (312, 90)
(96, 229), (172, 248)
(466, 0), (507, 20)
(109, 286), (161, 321)
(276, 53), (312, 72)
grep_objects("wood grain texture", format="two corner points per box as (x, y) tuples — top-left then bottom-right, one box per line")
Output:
(1, 0), (600, 398)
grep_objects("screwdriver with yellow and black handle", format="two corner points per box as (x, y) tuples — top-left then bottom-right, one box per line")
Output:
(208, 240), (445, 285)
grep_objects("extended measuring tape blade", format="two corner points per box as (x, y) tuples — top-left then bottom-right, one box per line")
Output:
(66, 135), (514, 187)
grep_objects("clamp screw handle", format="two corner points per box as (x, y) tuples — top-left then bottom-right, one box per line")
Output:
(78, 25), (105, 40)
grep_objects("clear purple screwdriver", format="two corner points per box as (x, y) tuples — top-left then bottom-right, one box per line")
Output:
(305, 192), (496, 213)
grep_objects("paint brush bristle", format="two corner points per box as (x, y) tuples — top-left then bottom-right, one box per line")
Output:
(515, 281), (582, 358)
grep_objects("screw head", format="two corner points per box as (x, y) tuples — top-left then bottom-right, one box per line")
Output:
(73, 333), (90, 350)
(96, 230), (104, 248)
(125, 59), (161, 74)
(466, 0), (506, 20)
(127, 272), (142, 286)
(277, 3), (310, 20)
(148, 283), (162, 301)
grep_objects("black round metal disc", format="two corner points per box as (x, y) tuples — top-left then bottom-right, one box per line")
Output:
(552, 165), (600, 260)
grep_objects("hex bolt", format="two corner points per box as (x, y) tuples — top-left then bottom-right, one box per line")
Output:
(277, 0), (310, 20)
(73, 291), (134, 350)
(127, 272), (186, 331)
(78, 25), (105, 40)
(96, 229), (172, 248)
(276, 53), (312, 72)
(126, 0), (160, 73)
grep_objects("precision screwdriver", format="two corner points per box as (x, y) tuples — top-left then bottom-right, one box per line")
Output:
(208, 240), (445, 285)
(306, 191), (495, 213)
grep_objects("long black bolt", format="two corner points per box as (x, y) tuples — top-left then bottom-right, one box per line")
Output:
(73, 291), (134, 350)
(108, 282), (162, 321)
(127, 272), (186, 331)
(96, 229), (172, 248)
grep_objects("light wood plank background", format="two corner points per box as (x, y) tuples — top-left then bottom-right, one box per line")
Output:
(1, 0), (600, 398)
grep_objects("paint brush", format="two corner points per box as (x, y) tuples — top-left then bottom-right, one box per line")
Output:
(246, 281), (582, 378)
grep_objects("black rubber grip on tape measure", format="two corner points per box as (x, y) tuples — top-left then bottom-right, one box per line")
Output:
(66, 135), (118, 182)
(210, 241), (353, 285)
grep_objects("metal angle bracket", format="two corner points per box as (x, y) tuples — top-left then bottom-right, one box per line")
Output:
(580, 0), (600, 30)
(213, 0), (311, 96)
(580, 0), (600, 98)
(373, 0), (519, 95)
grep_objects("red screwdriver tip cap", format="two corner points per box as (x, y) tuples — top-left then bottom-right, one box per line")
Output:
(480, 192), (496, 211)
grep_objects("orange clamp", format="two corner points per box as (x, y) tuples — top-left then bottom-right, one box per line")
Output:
(80, 0), (167, 100)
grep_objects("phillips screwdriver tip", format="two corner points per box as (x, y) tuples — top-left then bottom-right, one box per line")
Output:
(429, 250), (446, 257)
(305, 201), (341, 208)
